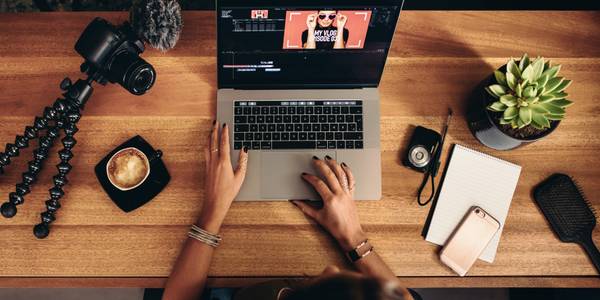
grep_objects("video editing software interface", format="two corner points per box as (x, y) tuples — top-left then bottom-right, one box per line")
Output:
(217, 1), (402, 88)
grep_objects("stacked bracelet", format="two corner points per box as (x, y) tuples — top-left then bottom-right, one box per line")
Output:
(188, 224), (222, 247)
(346, 239), (374, 263)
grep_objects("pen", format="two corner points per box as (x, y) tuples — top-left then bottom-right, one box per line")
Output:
(431, 108), (453, 177)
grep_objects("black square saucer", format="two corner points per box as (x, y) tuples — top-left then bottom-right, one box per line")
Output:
(95, 135), (170, 212)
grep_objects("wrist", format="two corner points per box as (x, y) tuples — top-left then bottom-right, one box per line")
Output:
(195, 217), (223, 234)
(196, 211), (224, 234)
(337, 229), (368, 252)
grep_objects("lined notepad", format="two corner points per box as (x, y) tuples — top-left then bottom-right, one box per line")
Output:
(425, 144), (521, 263)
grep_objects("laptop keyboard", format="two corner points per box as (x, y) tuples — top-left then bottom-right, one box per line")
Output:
(233, 100), (364, 150)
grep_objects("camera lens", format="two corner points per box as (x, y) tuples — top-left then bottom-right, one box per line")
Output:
(408, 145), (431, 168)
(129, 65), (155, 95)
(109, 51), (156, 95)
(123, 58), (155, 95)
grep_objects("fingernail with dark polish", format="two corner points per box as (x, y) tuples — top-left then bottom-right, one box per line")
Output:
(223, 123), (227, 128)
(301, 172), (307, 175)
(341, 162), (348, 167)
(243, 146), (248, 153)
(212, 120), (217, 125)
(325, 155), (332, 160)
(312, 156), (319, 160)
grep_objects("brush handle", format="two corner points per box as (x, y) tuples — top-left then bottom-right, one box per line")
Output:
(579, 233), (600, 275)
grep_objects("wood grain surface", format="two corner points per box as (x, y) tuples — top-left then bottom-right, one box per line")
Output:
(0, 11), (599, 287)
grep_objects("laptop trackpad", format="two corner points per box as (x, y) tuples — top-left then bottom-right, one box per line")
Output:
(260, 151), (336, 200)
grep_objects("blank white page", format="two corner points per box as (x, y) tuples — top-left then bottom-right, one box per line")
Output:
(425, 144), (521, 263)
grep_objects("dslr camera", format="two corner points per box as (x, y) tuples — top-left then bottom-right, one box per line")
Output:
(75, 17), (156, 95)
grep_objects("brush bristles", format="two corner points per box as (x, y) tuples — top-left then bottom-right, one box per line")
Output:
(533, 173), (596, 241)
(573, 177), (597, 218)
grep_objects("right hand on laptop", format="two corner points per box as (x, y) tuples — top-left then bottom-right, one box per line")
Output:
(291, 156), (367, 251)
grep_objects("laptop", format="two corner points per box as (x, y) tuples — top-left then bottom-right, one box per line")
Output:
(216, 0), (404, 201)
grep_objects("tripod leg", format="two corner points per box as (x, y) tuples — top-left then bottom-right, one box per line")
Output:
(1, 76), (93, 236)
(33, 109), (81, 239)
(0, 105), (67, 218)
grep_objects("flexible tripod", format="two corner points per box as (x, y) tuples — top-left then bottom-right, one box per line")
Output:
(0, 72), (98, 239)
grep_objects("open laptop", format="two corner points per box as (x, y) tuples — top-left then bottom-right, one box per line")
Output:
(216, 0), (403, 201)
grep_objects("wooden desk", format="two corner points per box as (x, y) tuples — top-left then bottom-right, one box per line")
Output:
(1, 11), (599, 288)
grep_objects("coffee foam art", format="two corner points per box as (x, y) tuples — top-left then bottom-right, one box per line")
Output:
(107, 148), (149, 190)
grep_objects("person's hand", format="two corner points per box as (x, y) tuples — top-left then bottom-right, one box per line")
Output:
(198, 121), (248, 233)
(306, 13), (317, 30)
(291, 156), (366, 251)
(337, 13), (347, 29)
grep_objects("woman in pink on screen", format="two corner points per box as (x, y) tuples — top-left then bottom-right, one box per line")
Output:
(302, 10), (349, 49)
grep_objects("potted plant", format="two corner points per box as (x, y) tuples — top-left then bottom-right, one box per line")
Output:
(467, 54), (573, 150)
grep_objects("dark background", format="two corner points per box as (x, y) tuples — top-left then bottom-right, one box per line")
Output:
(2, 0), (600, 12)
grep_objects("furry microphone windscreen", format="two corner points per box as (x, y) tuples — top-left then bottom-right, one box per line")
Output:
(130, 0), (183, 52)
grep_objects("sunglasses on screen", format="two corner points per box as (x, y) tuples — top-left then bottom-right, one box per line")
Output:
(318, 14), (336, 20)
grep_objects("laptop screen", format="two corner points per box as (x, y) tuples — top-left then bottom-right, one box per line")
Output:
(217, 0), (403, 89)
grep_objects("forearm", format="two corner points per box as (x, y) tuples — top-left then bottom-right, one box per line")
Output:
(337, 231), (395, 280)
(305, 29), (316, 49)
(356, 252), (414, 300)
(162, 217), (222, 300)
(162, 240), (214, 300)
(333, 31), (345, 49)
(353, 250), (395, 280)
(338, 233), (413, 300)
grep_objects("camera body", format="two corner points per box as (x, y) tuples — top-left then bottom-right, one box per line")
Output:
(75, 17), (156, 95)
(402, 126), (441, 173)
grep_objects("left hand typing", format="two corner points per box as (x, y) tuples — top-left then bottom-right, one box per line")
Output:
(197, 121), (248, 233)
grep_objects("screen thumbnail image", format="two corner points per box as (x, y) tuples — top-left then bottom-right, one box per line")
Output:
(282, 10), (372, 49)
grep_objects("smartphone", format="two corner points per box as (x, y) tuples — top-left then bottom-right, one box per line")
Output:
(439, 206), (500, 276)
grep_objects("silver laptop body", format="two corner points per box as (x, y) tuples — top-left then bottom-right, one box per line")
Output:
(215, 1), (403, 201)
(217, 88), (380, 200)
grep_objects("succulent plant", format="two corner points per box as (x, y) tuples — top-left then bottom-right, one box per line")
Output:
(485, 54), (573, 130)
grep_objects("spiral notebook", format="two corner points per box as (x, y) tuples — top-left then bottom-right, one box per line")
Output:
(424, 144), (522, 263)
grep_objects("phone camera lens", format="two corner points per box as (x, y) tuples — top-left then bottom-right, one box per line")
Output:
(474, 208), (486, 218)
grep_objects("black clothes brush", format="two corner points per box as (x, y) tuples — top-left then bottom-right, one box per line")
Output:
(533, 173), (600, 274)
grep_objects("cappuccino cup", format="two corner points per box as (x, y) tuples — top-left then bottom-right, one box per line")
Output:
(106, 147), (162, 191)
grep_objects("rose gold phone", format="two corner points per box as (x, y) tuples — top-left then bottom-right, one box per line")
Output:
(439, 206), (500, 276)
